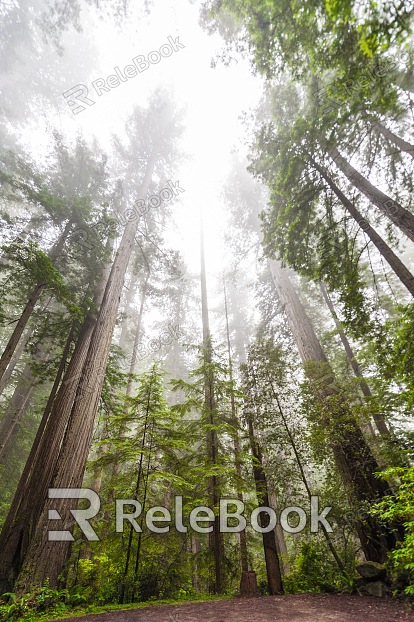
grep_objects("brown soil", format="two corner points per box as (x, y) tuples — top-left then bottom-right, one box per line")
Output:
(46, 593), (414, 622)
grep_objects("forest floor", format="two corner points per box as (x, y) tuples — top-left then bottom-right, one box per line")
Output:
(44, 593), (414, 622)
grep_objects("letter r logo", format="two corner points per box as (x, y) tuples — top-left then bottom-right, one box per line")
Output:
(48, 488), (100, 541)
(63, 84), (96, 114)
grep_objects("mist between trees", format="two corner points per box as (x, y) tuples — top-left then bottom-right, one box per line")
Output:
(121, 324), (185, 366)
(69, 180), (185, 255)
(2, 0), (414, 617)
(63, 36), (186, 115)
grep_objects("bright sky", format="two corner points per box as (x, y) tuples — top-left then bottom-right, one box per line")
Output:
(48, 0), (264, 302)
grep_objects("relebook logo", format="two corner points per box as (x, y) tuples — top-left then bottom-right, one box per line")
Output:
(47, 489), (333, 541)
(63, 36), (185, 114)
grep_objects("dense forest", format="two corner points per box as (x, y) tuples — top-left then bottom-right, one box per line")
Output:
(1, 0), (414, 620)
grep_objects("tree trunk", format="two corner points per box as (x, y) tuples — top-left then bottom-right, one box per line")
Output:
(0, 383), (35, 465)
(0, 338), (54, 463)
(0, 255), (111, 594)
(0, 221), (72, 385)
(319, 281), (390, 438)
(268, 384), (345, 574)
(223, 280), (249, 574)
(120, 376), (154, 604)
(109, 274), (150, 509)
(200, 216), (222, 595)
(191, 535), (201, 592)
(260, 451), (289, 574)
(392, 70), (414, 93)
(0, 295), (53, 400)
(246, 414), (283, 594)
(13, 153), (157, 593)
(0, 327), (33, 399)
(310, 158), (414, 298)
(126, 276), (149, 396)
(371, 121), (414, 159)
(0, 284), (46, 386)
(328, 147), (414, 242)
(269, 259), (403, 563)
(118, 268), (139, 349)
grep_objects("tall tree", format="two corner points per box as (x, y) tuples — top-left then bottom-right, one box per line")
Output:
(269, 259), (402, 562)
(200, 217), (222, 594)
(13, 92), (184, 592)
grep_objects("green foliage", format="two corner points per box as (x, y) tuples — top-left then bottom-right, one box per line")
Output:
(0, 240), (82, 325)
(371, 466), (414, 595)
(0, 582), (70, 621)
(283, 542), (338, 593)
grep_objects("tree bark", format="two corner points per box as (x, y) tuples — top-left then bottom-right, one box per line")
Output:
(0, 284), (46, 386)
(269, 259), (403, 563)
(13, 152), (157, 593)
(310, 158), (414, 298)
(328, 147), (414, 242)
(191, 535), (201, 592)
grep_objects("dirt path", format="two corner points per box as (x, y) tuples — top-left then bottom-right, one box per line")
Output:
(46, 594), (414, 622)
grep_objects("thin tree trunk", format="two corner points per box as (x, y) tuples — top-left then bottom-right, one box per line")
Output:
(223, 280), (249, 574)
(119, 377), (153, 604)
(269, 259), (403, 563)
(260, 452), (289, 574)
(246, 412), (283, 594)
(126, 276), (149, 396)
(132, 422), (155, 601)
(200, 216), (222, 595)
(0, 340), (52, 463)
(118, 269), (139, 349)
(14, 153), (157, 593)
(109, 274), (150, 510)
(0, 388), (34, 464)
(392, 70), (414, 93)
(328, 147), (414, 242)
(310, 158), (414, 298)
(0, 284), (45, 385)
(0, 221), (72, 385)
(0, 326), (32, 398)
(269, 385), (345, 574)
(319, 281), (390, 438)
(191, 535), (201, 592)
(371, 121), (414, 159)
(0, 295), (53, 400)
